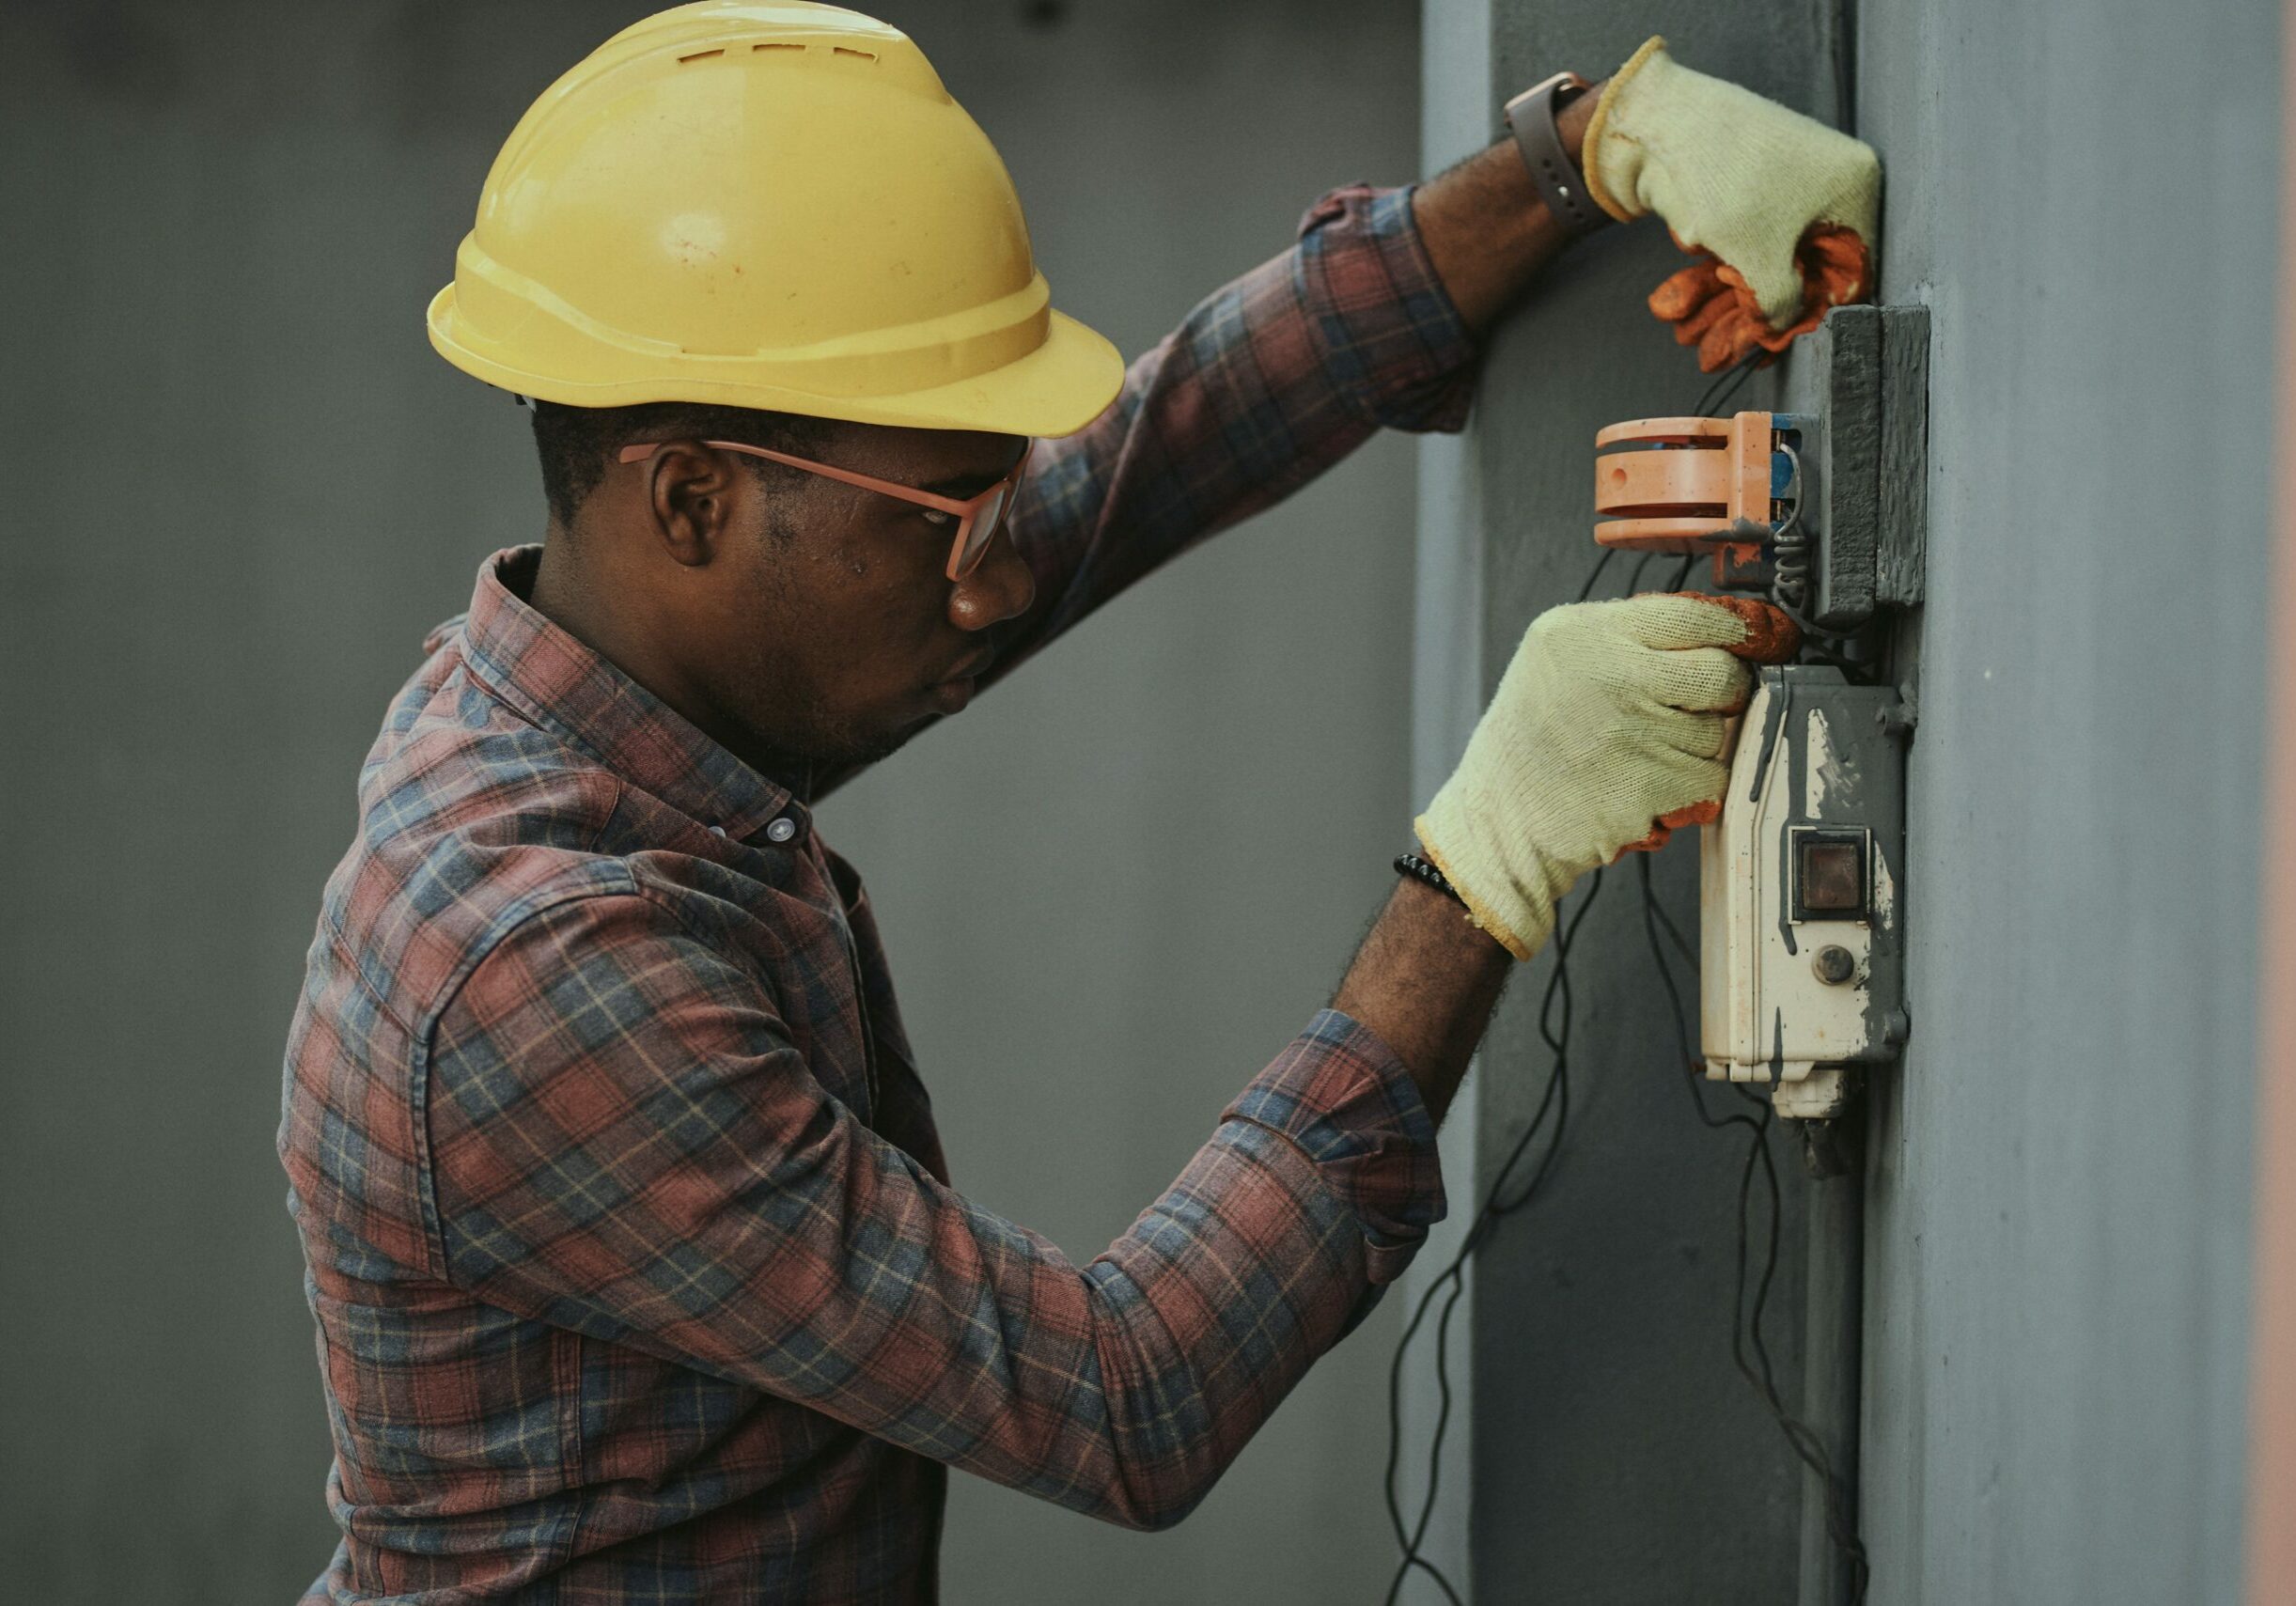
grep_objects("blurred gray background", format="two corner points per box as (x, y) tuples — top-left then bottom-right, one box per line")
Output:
(0, 2), (1424, 1599)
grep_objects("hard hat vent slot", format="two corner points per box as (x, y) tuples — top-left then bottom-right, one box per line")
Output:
(833, 47), (878, 61)
(677, 49), (725, 64)
(752, 42), (802, 52)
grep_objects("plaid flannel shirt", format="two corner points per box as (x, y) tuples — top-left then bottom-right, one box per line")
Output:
(281, 185), (1477, 1604)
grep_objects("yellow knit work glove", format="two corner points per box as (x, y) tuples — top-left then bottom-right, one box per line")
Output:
(1585, 37), (1881, 331)
(1415, 596), (1772, 961)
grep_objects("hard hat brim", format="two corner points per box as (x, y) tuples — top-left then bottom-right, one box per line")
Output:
(429, 288), (1127, 441)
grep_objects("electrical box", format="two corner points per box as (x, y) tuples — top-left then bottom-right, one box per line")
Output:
(1588, 305), (1929, 1126)
(1700, 666), (1910, 1118)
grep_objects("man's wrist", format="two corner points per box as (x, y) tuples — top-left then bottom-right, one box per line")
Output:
(1503, 71), (1610, 241)
(1332, 874), (1511, 1124)
(1411, 71), (1613, 334)
(1557, 75), (1604, 166)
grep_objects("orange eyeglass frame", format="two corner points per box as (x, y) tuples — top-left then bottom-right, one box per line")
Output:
(617, 438), (1034, 581)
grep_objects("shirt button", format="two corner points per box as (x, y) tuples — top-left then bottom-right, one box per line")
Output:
(709, 824), (726, 838)
(765, 817), (798, 844)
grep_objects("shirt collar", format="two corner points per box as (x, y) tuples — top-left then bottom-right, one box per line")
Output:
(452, 545), (804, 844)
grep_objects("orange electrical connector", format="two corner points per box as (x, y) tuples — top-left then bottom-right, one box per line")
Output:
(1593, 411), (1778, 567)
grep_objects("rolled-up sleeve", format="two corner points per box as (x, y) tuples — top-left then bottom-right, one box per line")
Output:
(423, 891), (1445, 1532)
(992, 183), (1479, 670)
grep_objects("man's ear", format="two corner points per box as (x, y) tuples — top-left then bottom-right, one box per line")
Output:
(638, 441), (739, 569)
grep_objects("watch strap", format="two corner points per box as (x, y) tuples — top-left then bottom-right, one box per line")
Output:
(1504, 71), (1605, 240)
(1395, 852), (1469, 908)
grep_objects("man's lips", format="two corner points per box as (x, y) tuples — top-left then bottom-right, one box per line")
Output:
(939, 647), (996, 685)
(922, 647), (995, 715)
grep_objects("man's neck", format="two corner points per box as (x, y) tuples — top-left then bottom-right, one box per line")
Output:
(525, 538), (814, 801)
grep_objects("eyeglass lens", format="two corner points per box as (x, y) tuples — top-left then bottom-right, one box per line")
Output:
(957, 482), (1014, 578)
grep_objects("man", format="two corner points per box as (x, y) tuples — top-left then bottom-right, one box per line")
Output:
(279, 5), (1879, 1600)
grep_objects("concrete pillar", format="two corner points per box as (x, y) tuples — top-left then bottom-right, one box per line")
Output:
(1409, 3), (1849, 1598)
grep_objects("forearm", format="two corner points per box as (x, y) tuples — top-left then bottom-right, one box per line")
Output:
(1333, 875), (1513, 1124)
(1411, 79), (1604, 334)
(433, 896), (1452, 1534)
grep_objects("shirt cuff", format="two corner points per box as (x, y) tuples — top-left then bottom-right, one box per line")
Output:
(1223, 1008), (1448, 1285)
(1291, 184), (1480, 435)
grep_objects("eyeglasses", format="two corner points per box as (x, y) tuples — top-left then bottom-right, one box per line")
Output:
(617, 437), (1033, 581)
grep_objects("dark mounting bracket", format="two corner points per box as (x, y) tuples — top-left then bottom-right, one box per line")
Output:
(1798, 304), (1931, 632)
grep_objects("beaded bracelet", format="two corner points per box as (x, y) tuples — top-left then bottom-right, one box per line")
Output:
(1393, 852), (1468, 908)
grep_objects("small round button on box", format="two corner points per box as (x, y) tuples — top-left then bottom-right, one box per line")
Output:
(1812, 945), (1858, 986)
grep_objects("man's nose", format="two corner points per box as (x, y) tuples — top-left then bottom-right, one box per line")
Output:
(947, 526), (1036, 632)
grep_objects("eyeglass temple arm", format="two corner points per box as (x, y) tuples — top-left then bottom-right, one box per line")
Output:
(617, 439), (984, 516)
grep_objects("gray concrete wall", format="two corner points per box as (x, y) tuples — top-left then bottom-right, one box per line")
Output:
(1850, 2), (2276, 1601)
(1414, 1), (2280, 1603)
(0, 4), (1419, 1600)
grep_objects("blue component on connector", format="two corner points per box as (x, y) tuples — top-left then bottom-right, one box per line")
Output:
(1769, 413), (1807, 502)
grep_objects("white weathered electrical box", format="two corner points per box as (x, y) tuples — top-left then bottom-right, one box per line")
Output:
(1700, 666), (1909, 1118)
(1590, 306), (1928, 1127)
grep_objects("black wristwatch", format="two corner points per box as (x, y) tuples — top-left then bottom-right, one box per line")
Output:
(1503, 71), (1607, 241)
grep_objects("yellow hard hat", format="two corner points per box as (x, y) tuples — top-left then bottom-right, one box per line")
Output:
(427, 2), (1123, 437)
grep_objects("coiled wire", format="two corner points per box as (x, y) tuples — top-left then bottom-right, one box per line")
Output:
(1769, 440), (1813, 616)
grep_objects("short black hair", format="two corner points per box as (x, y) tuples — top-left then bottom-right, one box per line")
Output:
(527, 398), (836, 528)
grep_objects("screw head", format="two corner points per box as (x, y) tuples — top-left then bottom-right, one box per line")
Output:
(1812, 945), (1857, 986)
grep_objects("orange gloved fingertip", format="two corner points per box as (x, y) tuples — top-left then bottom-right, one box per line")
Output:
(1616, 797), (1725, 858)
(1696, 311), (1757, 372)
(1677, 288), (1740, 340)
(1803, 223), (1869, 267)
(1649, 266), (1719, 320)
(1756, 306), (1823, 353)
(1681, 593), (1803, 662)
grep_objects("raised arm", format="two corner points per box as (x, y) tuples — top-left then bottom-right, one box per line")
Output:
(984, 40), (1873, 683)
(984, 182), (1482, 678)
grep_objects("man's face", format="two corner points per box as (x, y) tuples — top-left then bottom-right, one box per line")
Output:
(650, 421), (1038, 780)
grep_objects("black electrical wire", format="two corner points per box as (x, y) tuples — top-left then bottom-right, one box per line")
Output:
(1636, 854), (1872, 1602)
(1378, 538), (1666, 1601)
(1649, 565), (1874, 1600)
(1693, 350), (1765, 418)
(1379, 865), (1605, 1606)
(1573, 546), (1617, 602)
(1728, 1104), (1873, 1603)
